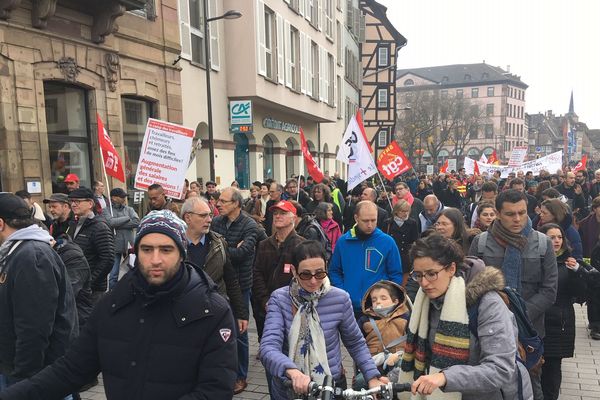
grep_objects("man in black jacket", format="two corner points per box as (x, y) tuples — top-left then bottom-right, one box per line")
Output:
(68, 188), (115, 303)
(211, 187), (263, 394)
(0, 209), (238, 400)
(0, 194), (77, 391)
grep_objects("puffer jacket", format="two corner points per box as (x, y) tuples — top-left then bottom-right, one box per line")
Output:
(468, 229), (558, 337)
(260, 285), (380, 400)
(211, 212), (260, 291)
(69, 215), (115, 292)
(102, 203), (139, 254)
(359, 281), (410, 356)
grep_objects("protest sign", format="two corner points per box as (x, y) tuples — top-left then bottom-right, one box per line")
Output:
(507, 146), (528, 167)
(134, 118), (194, 199)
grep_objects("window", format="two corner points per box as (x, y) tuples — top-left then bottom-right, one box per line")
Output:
(336, 21), (343, 65)
(485, 124), (493, 138)
(404, 79), (414, 86)
(262, 135), (274, 180)
(122, 97), (156, 189)
(264, 7), (275, 79)
(487, 86), (494, 97)
(290, 26), (299, 90)
(325, 0), (334, 39)
(44, 82), (93, 192)
(377, 88), (388, 108)
(188, 0), (206, 65)
(378, 129), (388, 148)
(312, 42), (319, 98)
(337, 75), (342, 118)
(456, 89), (463, 98)
(471, 88), (479, 98)
(129, 0), (157, 20)
(486, 103), (494, 116)
(377, 47), (389, 67)
(469, 126), (478, 139)
(328, 54), (335, 106)
(508, 103), (512, 117)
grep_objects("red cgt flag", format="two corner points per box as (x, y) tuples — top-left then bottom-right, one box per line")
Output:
(97, 113), (125, 182)
(574, 154), (587, 172)
(377, 141), (412, 180)
(300, 127), (324, 183)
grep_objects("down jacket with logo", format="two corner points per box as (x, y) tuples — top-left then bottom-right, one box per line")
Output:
(0, 263), (237, 400)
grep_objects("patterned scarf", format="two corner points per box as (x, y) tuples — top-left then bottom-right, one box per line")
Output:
(488, 218), (532, 291)
(288, 277), (332, 385)
(399, 276), (470, 399)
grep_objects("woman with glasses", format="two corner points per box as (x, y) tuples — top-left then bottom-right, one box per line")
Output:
(259, 241), (388, 399)
(398, 234), (532, 399)
(434, 207), (475, 253)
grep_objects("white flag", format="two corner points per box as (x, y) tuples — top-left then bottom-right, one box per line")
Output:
(479, 153), (488, 164)
(337, 112), (377, 191)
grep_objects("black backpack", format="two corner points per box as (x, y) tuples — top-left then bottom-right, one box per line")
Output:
(296, 215), (332, 261)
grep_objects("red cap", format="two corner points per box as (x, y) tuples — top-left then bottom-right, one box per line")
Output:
(64, 173), (80, 183)
(268, 200), (297, 215)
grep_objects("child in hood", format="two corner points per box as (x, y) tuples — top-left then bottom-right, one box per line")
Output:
(354, 280), (411, 388)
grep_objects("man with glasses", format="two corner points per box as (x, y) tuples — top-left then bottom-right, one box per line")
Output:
(207, 187), (264, 394)
(282, 178), (310, 208)
(252, 200), (305, 339)
(68, 188), (115, 305)
(181, 197), (247, 350)
(393, 182), (424, 224)
(469, 189), (557, 400)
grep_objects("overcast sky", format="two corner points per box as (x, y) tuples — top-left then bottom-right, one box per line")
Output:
(378, 0), (600, 129)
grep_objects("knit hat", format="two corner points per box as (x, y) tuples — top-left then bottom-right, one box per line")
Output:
(134, 210), (188, 257)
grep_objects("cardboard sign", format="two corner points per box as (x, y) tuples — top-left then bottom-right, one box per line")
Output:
(134, 118), (194, 199)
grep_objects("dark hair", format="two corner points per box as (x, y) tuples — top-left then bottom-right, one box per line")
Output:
(477, 201), (496, 216)
(540, 198), (568, 224)
(541, 188), (561, 199)
(312, 183), (332, 202)
(481, 181), (498, 193)
(438, 207), (470, 252)
(92, 180), (103, 190)
(409, 233), (464, 268)
(495, 189), (527, 212)
(148, 183), (163, 192)
(369, 281), (400, 302)
(535, 180), (551, 200)
(15, 190), (31, 200)
(292, 240), (327, 268)
(3, 217), (35, 229)
(314, 202), (332, 221)
(286, 178), (298, 188)
(509, 178), (525, 188)
(289, 200), (304, 216)
(538, 223), (570, 253)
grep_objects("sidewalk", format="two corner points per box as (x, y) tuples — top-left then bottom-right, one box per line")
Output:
(81, 304), (600, 400)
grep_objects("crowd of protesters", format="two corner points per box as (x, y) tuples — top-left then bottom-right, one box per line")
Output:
(1, 163), (600, 400)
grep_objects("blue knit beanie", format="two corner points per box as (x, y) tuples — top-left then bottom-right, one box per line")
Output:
(134, 210), (188, 256)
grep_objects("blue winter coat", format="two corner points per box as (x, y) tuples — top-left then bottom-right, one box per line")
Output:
(329, 227), (403, 311)
(260, 285), (380, 400)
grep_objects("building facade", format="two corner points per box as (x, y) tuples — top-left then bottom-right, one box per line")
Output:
(0, 1), (181, 202)
(396, 63), (528, 165)
(358, 0), (406, 158)
(180, 0), (364, 188)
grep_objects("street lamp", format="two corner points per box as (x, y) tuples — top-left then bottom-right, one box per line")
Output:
(203, 5), (242, 181)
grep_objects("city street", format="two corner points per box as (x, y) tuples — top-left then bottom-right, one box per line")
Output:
(81, 304), (600, 400)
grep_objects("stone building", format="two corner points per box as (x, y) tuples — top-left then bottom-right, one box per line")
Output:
(0, 1), (181, 200)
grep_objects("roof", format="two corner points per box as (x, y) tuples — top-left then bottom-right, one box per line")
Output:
(396, 63), (528, 89)
(361, 0), (407, 46)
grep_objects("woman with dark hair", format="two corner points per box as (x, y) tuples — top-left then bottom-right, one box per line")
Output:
(434, 207), (474, 252)
(537, 198), (583, 259)
(415, 179), (433, 201)
(537, 223), (588, 400)
(314, 202), (341, 252)
(259, 241), (387, 399)
(473, 201), (496, 232)
(534, 180), (551, 203)
(305, 183), (343, 227)
(398, 234), (532, 399)
(385, 199), (418, 282)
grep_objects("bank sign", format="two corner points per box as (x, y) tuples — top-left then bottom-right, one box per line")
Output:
(230, 100), (253, 134)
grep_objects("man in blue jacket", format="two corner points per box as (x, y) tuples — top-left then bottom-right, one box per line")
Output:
(329, 201), (403, 316)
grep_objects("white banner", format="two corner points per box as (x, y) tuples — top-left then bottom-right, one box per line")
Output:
(507, 146), (528, 167)
(134, 118), (194, 199)
(337, 114), (377, 190)
(448, 159), (457, 172)
(426, 165), (434, 175)
(464, 151), (563, 178)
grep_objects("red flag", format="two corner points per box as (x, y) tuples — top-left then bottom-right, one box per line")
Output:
(97, 113), (125, 182)
(440, 159), (449, 173)
(473, 160), (480, 176)
(487, 150), (499, 165)
(574, 154), (587, 172)
(377, 141), (412, 180)
(299, 127), (324, 183)
(355, 111), (373, 153)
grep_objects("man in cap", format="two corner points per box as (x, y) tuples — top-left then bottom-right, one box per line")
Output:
(102, 188), (140, 290)
(63, 174), (80, 193)
(0, 210), (238, 400)
(68, 188), (114, 302)
(44, 193), (74, 239)
(0, 193), (77, 392)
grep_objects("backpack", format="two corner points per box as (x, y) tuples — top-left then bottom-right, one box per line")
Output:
(467, 287), (543, 400)
(297, 215), (332, 261)
(476, 230), (547, 261)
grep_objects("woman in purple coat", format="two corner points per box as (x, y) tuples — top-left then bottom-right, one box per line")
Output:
(259, 241), (387, 399)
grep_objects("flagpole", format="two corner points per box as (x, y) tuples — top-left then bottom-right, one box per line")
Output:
(99, 147), (114, 218)
(298, 148), (303, 203)
(376, 171), (393, 212)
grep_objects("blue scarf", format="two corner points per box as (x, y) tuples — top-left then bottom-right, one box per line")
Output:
(489, 218), (532, 292)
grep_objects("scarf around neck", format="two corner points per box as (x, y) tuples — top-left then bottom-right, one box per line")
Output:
(488, 218), (532, 291)
(288, 277), (332, 385)
(399, 276), (469, 399)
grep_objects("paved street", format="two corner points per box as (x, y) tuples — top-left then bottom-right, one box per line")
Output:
(81, 304), (600, 400)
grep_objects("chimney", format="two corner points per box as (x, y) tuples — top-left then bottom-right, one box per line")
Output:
(506, 65), (510, 73)
(546, 110), (553, 117)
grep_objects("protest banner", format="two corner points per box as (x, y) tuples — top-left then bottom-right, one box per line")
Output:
(426, 165), (434, 175)
(377, 141), (412, 180)
(134, 118), (194, 199)
(507, 146), (528, 167)
(448, 159), (457, 172)
(465, 151), (563, 178)
(337, 111), (377, 191)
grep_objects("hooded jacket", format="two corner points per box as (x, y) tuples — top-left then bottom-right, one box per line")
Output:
(359, 281), (411, 356)
(0, 225), (78, 380)
(329, 227), (403, 311)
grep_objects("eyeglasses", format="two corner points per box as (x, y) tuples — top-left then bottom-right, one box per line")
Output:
(217, 198), (234, 204)
(410, 266), (449, 282)
(298, 271), (328, 280)
(69, 199), (91, 205)
(187, 211), (213, 219)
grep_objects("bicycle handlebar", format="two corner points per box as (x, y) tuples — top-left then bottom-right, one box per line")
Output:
(283, 379), (411, 399)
